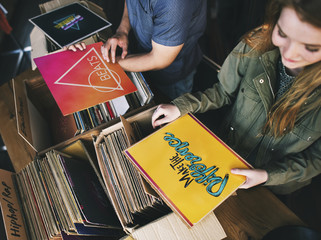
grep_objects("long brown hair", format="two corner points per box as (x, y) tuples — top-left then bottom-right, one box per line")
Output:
(244, 0), (321, 137)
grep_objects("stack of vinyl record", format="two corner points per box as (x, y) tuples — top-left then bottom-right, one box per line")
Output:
(95, 125), (170, 229)
(73, 71), (153, 134)
(15, 150), (124, 240)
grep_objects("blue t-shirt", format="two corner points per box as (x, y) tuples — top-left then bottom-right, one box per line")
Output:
(126, 0), (207, 84)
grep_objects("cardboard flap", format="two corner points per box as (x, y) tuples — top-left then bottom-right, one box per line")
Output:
(13, 77), (52, 152)
(120, 115), (136, 146)
(27, 97), (52, 151)
(30, 26), (47, 70)
(131, 212), (226, 240)
(13, 78), (34, 151)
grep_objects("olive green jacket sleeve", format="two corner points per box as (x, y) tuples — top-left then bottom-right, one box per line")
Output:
(264, 137), (321, 194)
(172, 41), (251, 115)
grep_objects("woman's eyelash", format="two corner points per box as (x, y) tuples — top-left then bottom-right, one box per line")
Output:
(305, 46), (319, 52)
(278, 29), (286, 38)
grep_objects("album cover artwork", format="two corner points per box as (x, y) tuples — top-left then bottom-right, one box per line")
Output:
(33, 42), (137, 116)
(29, 2), (111, 48)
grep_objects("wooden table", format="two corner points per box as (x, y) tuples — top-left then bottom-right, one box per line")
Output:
(215, 187), (303, 239)
(0, 69), (304, 240)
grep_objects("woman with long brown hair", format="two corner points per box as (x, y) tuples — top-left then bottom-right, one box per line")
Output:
(151, 0), (321, 194)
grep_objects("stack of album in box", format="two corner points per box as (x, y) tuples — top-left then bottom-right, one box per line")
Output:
(73, 71), (153, 134)
(95, 120), (171, 231)
(14, 148), (124, 240)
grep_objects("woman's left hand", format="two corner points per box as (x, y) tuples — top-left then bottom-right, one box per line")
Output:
(231, 168), (268, 189)
(151, 104), (181, 129)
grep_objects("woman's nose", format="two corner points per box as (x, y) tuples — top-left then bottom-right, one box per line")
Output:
(283, 42), (300, 60)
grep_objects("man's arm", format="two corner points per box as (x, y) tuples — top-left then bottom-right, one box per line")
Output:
(118, 40), (184, 72)
(116, 1), (131, 36)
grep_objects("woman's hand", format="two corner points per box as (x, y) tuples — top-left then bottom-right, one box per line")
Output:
(231, 168), (268, 189)
(151, 104), (181, 129)
(101, 31), (129, 63)
(63, 42), (86, 51)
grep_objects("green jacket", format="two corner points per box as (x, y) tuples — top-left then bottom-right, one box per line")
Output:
(172, 41), (321, 194)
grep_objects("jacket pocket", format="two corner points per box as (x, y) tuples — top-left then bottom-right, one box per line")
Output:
(282, 119), (321, 154)
(220, 83), (265, 153)
(231, 77), (261, 121)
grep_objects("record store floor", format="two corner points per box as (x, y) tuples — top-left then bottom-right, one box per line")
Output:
(0, 0), (321, 236)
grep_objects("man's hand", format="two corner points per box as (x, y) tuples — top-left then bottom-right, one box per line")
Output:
(63, 42), (86, 51)
(101, 31), (129, 63)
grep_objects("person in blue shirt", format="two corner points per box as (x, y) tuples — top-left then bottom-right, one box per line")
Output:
(101, 0), (207, 100)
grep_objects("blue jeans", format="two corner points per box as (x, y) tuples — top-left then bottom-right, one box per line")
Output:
(154, 69), (196, 100)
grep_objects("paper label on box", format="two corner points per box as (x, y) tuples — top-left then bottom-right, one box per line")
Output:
(0, 169), (28, 240)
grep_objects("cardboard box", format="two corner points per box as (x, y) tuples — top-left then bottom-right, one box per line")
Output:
(1, 104), (226, 239)
(0, 139), (125, 240)
(93, 108), (226, 239)
(12, 68), (153, 153)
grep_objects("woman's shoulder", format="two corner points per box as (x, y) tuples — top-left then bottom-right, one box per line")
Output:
(230, 40), (260, 59)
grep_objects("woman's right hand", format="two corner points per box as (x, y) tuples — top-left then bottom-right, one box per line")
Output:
(151, 104), (181, 129)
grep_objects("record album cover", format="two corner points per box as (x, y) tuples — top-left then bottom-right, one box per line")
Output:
(34, 42), (137, 116)
(124, 113), (252, 227)
(29, 2), (111, 48)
